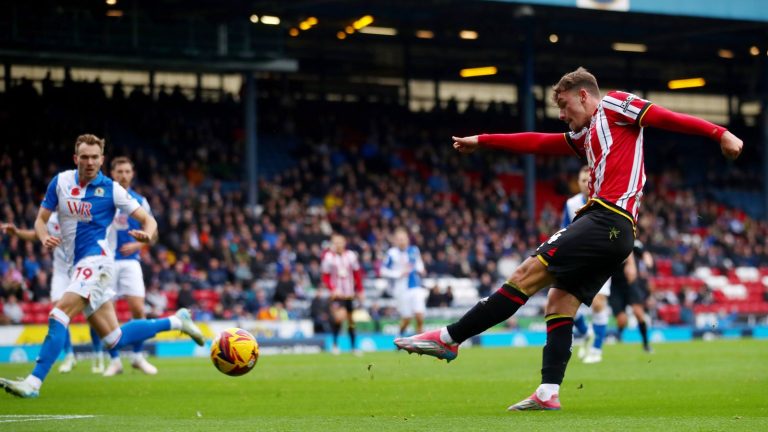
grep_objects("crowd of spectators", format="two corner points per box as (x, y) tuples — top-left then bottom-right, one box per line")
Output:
(0, 74), (765, 325)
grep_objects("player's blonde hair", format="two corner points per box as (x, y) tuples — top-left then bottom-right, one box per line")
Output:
(552, 67), (600, 104)
(74, 134), (105, 154)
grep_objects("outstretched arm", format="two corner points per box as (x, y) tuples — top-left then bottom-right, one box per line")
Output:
(453, 132), (576, 156)
(1, 223), (38, 242)
(641, 105), (743, 160)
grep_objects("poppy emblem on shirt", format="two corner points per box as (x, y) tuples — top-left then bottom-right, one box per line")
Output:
(71, 187), (80, 196)
(95, 187), (105, 197)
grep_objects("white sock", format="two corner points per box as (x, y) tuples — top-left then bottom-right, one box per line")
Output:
(536, 384), (560, 401)
(439, 327), (455, 345)
(168, 316), (182, 330)
(24, 375), (42, 390)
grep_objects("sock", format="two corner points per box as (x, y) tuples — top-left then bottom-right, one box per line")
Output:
(439, 327), (454, 344)
(132, 341), (145, 359)
(446, 283), (529, 344)
(331, 321), (341, 347)
(541, 314), (574, 385)
(30, 308), (70, 384)
(572, 314), (588, 337)
(535, 383), (560, 401)
(168, 315), (182, 330)
(113, 318), (172, 350)
(592, 308), (609, 350)
(108, 347), (120, 360)
(616, 325), (624, 342)
(63, 328), (73, 355)
(638, 320), (649, 348)
(90, 326), (103, 354)
(348, 325), (356, 349)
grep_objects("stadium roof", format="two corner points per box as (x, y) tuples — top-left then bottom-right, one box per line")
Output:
(1, 0), (767, 98)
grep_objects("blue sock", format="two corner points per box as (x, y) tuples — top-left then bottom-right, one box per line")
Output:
(89, 325), (104, 355)
(108, 347), (120, 360)
(573, 314), (588, 337)
(31, 318), (68, 382)
(63, 328), (73, 355)
(133, 340), (145, 357)
(593, 324), (607, 350)
(114, 318), (171, 350)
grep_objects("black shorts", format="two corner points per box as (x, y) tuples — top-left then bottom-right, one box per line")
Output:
(332, 298), (354, 313)
(535, 202), (635, 306)
(609, 274), (649, 315)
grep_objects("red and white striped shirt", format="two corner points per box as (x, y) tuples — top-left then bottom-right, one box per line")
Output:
(566, 91), (652, 220)
(321, 249), (362, 298)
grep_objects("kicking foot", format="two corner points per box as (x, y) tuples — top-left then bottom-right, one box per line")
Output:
(175, 308), (205, 346)
(394, 330), (458, 362)
(508, 393), (561, 411)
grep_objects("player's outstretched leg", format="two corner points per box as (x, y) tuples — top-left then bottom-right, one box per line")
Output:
(90, 326), (106, 374)
(103, 308), (204, 351)
(395, 283), (530, 362)
(57, 328), (77, 373)
(508, 314), (573, 411)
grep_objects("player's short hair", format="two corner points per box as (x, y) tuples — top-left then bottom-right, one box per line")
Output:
(552, 67), (600, 103)
(74, 134), (105, 154)
(394, 227), (408, 236)
(579, 165), (590, 175)
(111, 156), (134, 170)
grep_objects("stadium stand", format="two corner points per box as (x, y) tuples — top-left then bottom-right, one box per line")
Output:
(1, 74), (767, 329)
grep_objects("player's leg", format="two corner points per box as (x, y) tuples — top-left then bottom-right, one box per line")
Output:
(96, 301), (126, 377)
(632, 302), (651, 352)
(584, 293), (609, 364)
(397, 287), (413, 336)
(89, 325), (107, 373)
(346, 300), (360, 355)
(508, 288), (580, 411)
(395, 256), (553, 361)
(412, 288), (427, 334)
(1, 292), (88, 398)
(124, 295), (157, 373)
(120, 260), (157, 373)
(51, 270), (77, 374)
(330, 302), (345, 354)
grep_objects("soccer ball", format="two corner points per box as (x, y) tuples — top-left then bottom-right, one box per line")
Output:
(210, 328), (259, 376)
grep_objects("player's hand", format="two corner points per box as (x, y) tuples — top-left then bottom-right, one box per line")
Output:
(41, 235), (61, 250)
(720, 131), (743, 160)
(452, 135), (480, 154)
(128, 229), (151, 243)
(0, 223), (18, 237)
(119, 241), (144, 256)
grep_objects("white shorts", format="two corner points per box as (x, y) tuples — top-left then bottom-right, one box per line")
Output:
(597, 277), (611, 297)
(67, 255), (115, 317)
(396, 287), (427, 318)
(51, 263), (70, 302)
(113, 260), (146, 298)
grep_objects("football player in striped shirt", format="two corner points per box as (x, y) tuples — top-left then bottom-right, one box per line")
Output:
(321, 233), (364, 355)
(396, 67), (742, 411)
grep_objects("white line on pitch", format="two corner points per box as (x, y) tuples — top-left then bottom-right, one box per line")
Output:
(0, 415), (96, 423)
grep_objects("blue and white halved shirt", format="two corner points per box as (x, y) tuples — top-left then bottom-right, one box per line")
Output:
(381, 245), (425, 290)
(41, 169), (140, 266)
(109, 188), (151, 261)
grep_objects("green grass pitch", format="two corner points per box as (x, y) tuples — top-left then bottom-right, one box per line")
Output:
(0, 339), (766, 431)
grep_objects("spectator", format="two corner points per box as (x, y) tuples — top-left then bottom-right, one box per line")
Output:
(3, 295), (23, 324)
